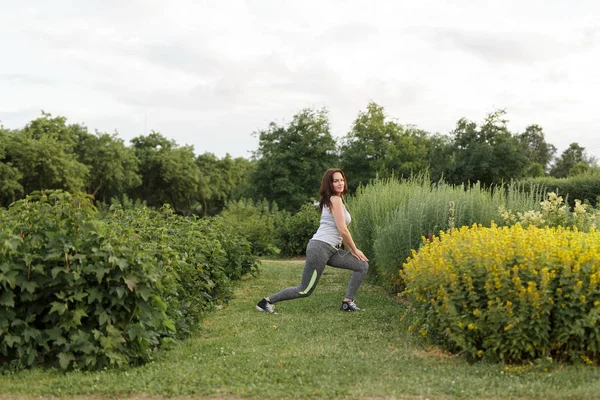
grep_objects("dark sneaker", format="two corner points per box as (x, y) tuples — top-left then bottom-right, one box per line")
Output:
(256, 298), (275, 313)
(341, 300), (360, 311)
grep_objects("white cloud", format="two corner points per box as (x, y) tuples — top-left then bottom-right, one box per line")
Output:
(0, 0), (599, 160)
(421, 28), (586, 64)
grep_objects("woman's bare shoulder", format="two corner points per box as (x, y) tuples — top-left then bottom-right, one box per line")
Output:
(329, 195), (342, 204)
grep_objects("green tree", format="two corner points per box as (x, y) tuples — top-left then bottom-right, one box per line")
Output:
(250, 108), (337, 212)
(569, 162), (590, 176)
(550, 142), (589, 178)
(161, 146), (202, 214)
(75, 131), (141, 202)
(339, 102), (431, 191)
(196, 153), (255, 216)
(227, 156), (256, 201)
(130, 132), (201, 214)
(427, 133), (455, 182)
(386, 125), (431, 180)
(7, 112), (89, 194)
(524, 162), (546, 178)
(518, 124), (557, 173)
(446, 110), (529, 186)
(0, 126), (23, 206)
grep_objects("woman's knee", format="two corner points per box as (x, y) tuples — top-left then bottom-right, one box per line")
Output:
(361, 261), (369, 274)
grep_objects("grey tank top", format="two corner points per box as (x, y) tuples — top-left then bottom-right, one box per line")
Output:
(311, 202), (351, 247)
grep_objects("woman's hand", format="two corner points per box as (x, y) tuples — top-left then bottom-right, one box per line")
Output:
(350, 248), (369, 262)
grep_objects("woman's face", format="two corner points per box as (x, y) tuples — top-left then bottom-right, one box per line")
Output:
(332, 172), (345, 195)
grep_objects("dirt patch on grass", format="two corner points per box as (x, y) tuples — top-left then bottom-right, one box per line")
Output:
(412, 345), (457, 360)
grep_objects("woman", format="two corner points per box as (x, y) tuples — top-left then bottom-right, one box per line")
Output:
(256, 168), (369, 313)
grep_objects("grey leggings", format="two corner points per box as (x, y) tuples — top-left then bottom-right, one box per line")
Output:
(268, 239), (369, 303)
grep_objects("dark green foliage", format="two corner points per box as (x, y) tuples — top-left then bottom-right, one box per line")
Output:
(444, 110), (530, 187)
(107, 204), (258, 337)
(519, 174), (600, 208)
(196, 153), (256, 216)
(275, 203), (320, 257)
(250, 108), (337, 211)
(0, 128), (22, 206)
(217, 199), (280, 257)
(550, 142), (590, 178)
(4, 113), (89, 195)
(0, 191), (170, 370)
(129, 132), (202, 214)
(2, 109), (598, 218)
(217, 199), (321, 258)
(517, 124), (556, 172)
(0, 191), (258, 371)
(340, 102), (431, 192)
(74, 131), (141, 203)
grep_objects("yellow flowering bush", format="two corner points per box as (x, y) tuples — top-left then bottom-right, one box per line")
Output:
(402, 223), (600, 363)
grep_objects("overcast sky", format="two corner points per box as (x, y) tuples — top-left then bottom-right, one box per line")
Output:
(1, 0), (599, 160)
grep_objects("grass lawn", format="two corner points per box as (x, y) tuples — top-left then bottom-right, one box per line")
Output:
(1, 259), (600, 399)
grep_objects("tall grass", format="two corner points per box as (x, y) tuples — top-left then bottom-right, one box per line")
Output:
(347, 175), (545, 291)
(345, 177), (413, 283)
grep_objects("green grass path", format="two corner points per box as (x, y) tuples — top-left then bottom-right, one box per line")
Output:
(1, 260), (600, 399)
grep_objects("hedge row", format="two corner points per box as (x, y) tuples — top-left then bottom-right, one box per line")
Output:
(217, 199), (320, 258)
(519, 175), (600, 208)
(0, 191), (257, 371)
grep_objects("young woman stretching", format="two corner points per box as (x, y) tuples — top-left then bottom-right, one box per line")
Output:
(256, 168), (369, 313)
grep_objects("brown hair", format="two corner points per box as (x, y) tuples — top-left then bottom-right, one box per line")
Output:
(318, 168), (348, 213)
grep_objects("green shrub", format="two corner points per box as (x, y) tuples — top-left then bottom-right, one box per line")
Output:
(275, 203), (320, 257)
(519, 175), (600, 208)
(402, 223), (600, 364)
(218, 198), (280, 256)
(0, 191), (172, 370)
(0, 191), (258, 371)
(104, 204), (258, 339)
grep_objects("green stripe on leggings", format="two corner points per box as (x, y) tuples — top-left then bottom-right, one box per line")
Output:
(299, 270), (317, 295)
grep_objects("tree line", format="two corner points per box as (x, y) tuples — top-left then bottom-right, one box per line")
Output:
(1, 104), (597, 214)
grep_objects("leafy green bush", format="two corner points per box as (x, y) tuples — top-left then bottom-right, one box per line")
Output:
(0, 191), (172, 370)
(0, 191), (258, 371)
(402, 224), (600, 364)
(218, 198), (280, 256)
(104, 204), (258, 339)
(275, 203), (320, 257)
(519, 174), (600, 208)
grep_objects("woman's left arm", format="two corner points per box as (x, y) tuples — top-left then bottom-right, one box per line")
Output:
(331, 196), (368, 262)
